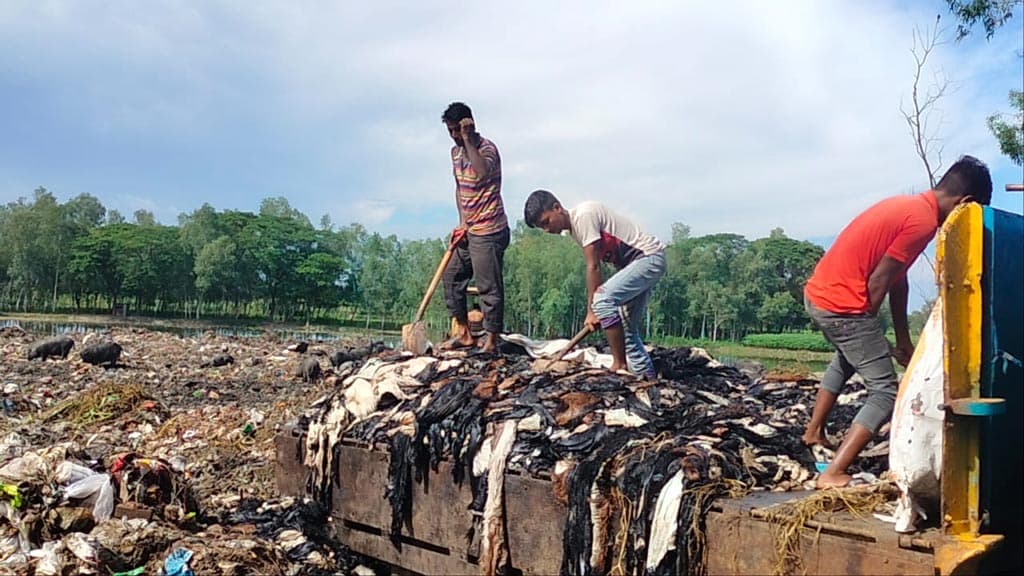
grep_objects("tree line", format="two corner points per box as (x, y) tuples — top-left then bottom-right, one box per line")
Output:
(1, 188), (831, 341)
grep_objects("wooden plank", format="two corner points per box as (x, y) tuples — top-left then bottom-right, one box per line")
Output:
(287, 436), (944, 575)
(274, 431), (307, 498)
(706, 498), (936, 576)
(333, 445), (477, 562)
(505, 473), (566, 575)
(337, 520), (478, 576)
(718, 491), (942, 551)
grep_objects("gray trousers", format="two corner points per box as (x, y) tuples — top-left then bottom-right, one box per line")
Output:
(443, 227), (510, 334)
(804, 296), (898, 434)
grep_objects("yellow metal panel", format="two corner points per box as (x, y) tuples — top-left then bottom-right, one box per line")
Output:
(936, 203), (984, 538)
(935, 534), (1004, 576)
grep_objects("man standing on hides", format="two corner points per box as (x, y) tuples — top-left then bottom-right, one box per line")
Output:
(803, 156), (992, 488)
(440, 102), (509, 353)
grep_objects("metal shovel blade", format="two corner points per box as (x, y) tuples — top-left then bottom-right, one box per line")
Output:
(402, 321), (429, 355)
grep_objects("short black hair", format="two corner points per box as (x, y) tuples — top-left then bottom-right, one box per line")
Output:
(524, 189), (560, 228)
(936, 155), (992, 205)
(442, 102), (473, 124)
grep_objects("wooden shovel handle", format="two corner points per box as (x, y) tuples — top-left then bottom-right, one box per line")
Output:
(552, 324), (596, 362)
(413, 242), (459, 323)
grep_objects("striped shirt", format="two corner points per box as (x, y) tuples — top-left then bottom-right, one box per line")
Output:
(452, 136), (507, 236)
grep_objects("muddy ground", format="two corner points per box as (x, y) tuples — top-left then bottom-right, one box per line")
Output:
(0, 325), (379, 575)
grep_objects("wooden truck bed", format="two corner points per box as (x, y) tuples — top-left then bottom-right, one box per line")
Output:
(275, 428), (940, 575)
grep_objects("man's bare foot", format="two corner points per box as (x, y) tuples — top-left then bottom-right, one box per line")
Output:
(801, 429), (835, 450)
(479, 333), (500, 353)
(816, 471), (853, 488)
(609, 362), (627, 373)
(439, 334), (475, 351)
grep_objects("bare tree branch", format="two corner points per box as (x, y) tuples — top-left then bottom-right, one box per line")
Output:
(899, 16), (954, 187)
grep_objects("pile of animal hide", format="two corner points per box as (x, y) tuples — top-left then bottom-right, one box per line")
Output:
(297, 345), (888, 576)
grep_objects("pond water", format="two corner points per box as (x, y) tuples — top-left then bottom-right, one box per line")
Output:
(3, 317), (830, 373)
(0, 318), (399, 348)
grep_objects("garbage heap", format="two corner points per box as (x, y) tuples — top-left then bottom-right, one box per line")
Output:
(0, 325), (382, 576)
(298, 345), (889, 576)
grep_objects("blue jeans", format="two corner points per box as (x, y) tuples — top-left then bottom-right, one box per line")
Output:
(590, 251), (666, 376)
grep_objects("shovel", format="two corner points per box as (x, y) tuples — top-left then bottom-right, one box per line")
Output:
(402, 230), (466, 354)
(536, 324), (595, 371)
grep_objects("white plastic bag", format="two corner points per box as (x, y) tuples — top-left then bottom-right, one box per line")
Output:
(889, 299), (945, 533)
(54, 461), (97, 485)
(29, 541), (66, 576)
(63, 473), (115, 522)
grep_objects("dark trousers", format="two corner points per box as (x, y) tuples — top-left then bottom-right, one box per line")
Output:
(443, 227), (509, 334)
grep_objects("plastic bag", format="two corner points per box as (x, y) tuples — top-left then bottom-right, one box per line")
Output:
(54, 461), (97, 485)
(163, 548), (194, 576)
(889, 299), (945, 533)
(63, 473), (115, 522)
(0, 452), (47, 483)
(29, 541), (66, 576)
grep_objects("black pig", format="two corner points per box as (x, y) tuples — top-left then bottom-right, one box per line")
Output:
(80, 341), (122, 367)
(27, 335), (75, 360)
(200, 354), (234, 368)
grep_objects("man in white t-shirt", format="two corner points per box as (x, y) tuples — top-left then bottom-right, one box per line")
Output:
(524, 189), (666, 378)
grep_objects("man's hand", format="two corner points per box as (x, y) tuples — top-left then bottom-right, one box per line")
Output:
(893, 337), (914, 367)
(459, 118), (476, 144)
(450, 226), (468, 247)
(585, 310), (600, 330)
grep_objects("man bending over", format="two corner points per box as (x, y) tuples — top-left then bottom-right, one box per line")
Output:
(524, 190), (666, 378)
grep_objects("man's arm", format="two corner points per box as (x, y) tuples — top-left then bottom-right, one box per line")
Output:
(459, 119), (492, 178)
(451, 150), (467, 230)
(866, 255), (907, 315)
(868, 255), (913, 365)
(583, 243), (603, 327)
(889, 275), (913, 366)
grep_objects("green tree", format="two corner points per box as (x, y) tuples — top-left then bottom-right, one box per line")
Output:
(359, 233), (403, 329)
(946, 0), (1022, 39)
(194, 236), (238, 304)
(394, 238), (447, 330)
(988, 90), (1024, 166)
(68, 225), (125, 310)
(1, 189), (63, 310)
(757, 292), (804, 333)
(259, 196), (311, 227)
(133, 210), (157, 226)
(504, 222), (584, 337)
(245, 213), (315, 319)
(297, 251), (347, 319)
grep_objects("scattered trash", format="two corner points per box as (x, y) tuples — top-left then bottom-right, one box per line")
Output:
(298, 342), (890, 575)
(163, 547), (194, 576)
(0, 326), (379, 574)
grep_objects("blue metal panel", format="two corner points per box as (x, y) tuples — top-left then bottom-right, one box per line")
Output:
(980, 207), (1023, 570)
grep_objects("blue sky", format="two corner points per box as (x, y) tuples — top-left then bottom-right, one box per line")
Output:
(1, 1), (1022, 308)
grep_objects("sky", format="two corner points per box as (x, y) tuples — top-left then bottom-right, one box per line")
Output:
(1, 0), (1022, 308)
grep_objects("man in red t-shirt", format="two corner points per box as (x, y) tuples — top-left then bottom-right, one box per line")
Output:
(803, 156), (992, 488)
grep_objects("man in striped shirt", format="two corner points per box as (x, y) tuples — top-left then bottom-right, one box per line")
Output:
(440, 102), (509, 353)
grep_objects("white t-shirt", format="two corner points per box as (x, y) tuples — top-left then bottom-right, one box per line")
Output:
(569, 202), (664, 268)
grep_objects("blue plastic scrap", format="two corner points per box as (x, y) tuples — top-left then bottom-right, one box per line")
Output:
(163, 548), (194, 576)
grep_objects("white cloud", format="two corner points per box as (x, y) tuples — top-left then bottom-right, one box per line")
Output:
(1, 0), (1020, 247)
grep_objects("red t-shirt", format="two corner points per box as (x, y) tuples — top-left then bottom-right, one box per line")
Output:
(805, 191), (939, 314)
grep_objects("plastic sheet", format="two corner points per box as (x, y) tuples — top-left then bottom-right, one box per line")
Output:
(889, 299), (945, 533)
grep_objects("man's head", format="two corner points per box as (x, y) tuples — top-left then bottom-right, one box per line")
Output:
(934, 155), (993, 220)
(442, 102), (473, 146)
(524, 189), (571, 234)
